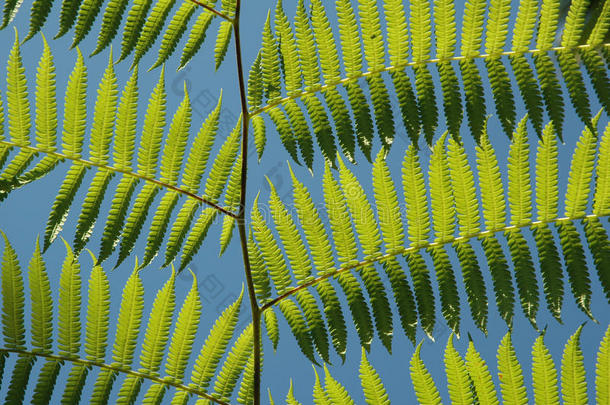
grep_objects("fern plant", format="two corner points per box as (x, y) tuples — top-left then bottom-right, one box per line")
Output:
(0, 0), (608, 404)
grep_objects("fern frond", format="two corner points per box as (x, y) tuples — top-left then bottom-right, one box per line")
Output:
(0, 233), (251, 405)
(410, 342), (442, 404)
(257, 114), (610, 353)
(532, 332), (559, 405)
(561, 325), (587, 405)
(249, 0), (610, 162)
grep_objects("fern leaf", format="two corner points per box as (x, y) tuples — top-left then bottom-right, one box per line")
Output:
(92, 265), (144, 403)
(536, 122), (560, 222)
(295, 289), (330, 363)
(429, 133), (455, 241)
(179, 208), (218, 271)
(118, 0), (153, 62)
(90, 0), (129, 56)
(0, 231), (25, 350)
(55, 0), (82, 39)
(454, 240), (487, 333)
(5, 355), (35, 404)
(179, 11), (215, 70)
(237, 348), (263, 405)
(497, 333), (528, 405)
(532, 332), (559, 405)
(480, 235), (514, 326)
(98, 176), (139, 264)
(373, 155), (418, 342)
(285, 100), (314, 169)
(558, 49), (593, 127)
(112, 265), (144, 366)
(505, 229), (539, 328)
(561, 325), (587, 405)
(461, 0), (485, 56)
(219, 157), (241, 255)
(510, 55), (543, 137)
(323, 364), (355, 404)
(58, 47), (87, 159)
(62, 364), (89, 404)
(429, 246), (460, 335)
(566, 111), (600, 218)
(335, 0), (361, 78)
(190, 291), (242, 391)
(251, 194), (292, 295)
(28, 238), (53, 353)
(559, 0), (595, 123)
(323, 164), (373, 348)
(268, 181), (312, 283)
(360, 348), (390, 405)
(597, 325), (610, 405)
(459, 59), (486, 141)
(117, 272), (175, 404)
(267, 107), (300, 165)
(290, 168), (348, 357)
(214, 20), (233, 71)
(583, 217), (610, 302)
(57, 240), (81, 357)
(211, 323), (254, 402)
(6, 31), (30, 147)
(447, 137), (480, 236)
(109, 65), (139, 171)
(71, 0), (104, 48)
(137, 67), (166, 178)
(73, 169), (114, 255)
(31, 360), (61, 405)
(445, 334), (474, 404)
(278, 298), (316, 364)
(159, 86), (191, 185)
(146, 272), (198, 401)
(203, 115), (240, 201)
(261, 11), (281, 101)
(558, 221), (594, 319)
(476, 129), (506, 230)
(116, 183), (160, 268)
(372, 151), (404, 251)
(132, 0), (177, 66)
(1, 0), (23, 29)
(141, 191), (180, 268)
(465, 338), (499, 405)
(32, 34), (57, 154)
(151, 1), (198, 70)
(536, 0), (559, 51)
(286, 380), (301, 405)
(338, 158), (393, 350)
(248, 231), (273, 304)
(310, 0), (355, 162)
(263, 308), (279, 351)
(88, 51), (118, 166)
(533, 224), (564, 322)
(85, 258), (110, 363)
(410, 342), (442, 405)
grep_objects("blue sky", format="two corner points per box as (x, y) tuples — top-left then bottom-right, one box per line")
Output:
(0, 0), (608, 403)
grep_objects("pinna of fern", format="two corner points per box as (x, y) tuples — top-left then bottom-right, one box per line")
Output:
(248, 0), (610, 169)
(0, 0), (236, 71)
(0, 32), (244, 271)
(273, 324), (610, 405)
(248, 114), (610, 364)
(0, 231), (258, 405)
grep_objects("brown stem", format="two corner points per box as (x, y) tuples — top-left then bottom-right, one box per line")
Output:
(231, 0), (262, 404)
(0, 348), (231, 405)
(260, 212), (610, 312)
(187, 0), (233, 21)
(0, 141), (238, 218)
